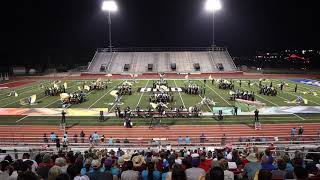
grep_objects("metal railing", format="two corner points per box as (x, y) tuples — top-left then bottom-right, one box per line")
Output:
(1, 135), (319, 148)
(97, 47), (228, 53)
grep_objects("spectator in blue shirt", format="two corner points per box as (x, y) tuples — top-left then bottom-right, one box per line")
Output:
(50, 132), (57, 142)
(109, 137), (113, 145)
(142, 162), (161, 180)
(185, 136), (191, 144)
(92, 132), (99, 144)
(178, 136), (183, 145)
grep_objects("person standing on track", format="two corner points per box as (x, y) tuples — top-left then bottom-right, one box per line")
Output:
(234, 106), (238, 116)
(61, 110), (66, 124)
(298, 126), (304, 142)
(254, 109), (259, 122)
(291, 127), (296, 144)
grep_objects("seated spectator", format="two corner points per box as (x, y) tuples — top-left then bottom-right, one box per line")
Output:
(162, 159), (174, 180)
(243, 153), (261, 180)
(86, 159), (112, 180)
(199, 155), (210, 173)
(17, 171), (39, 180)
(294, 166), (308, 180)
(206, 167), (224, 180)
(219, 159), (234, 180)
(261, 155), (275, 171)
(0, 160), (9, 180)
(142, 161), (161, 180)
(55, 157), (68, 173)
(37, 153), (53, 179)
(185, 158), (205, 180)
(256, 169), (272, 180)
(81, 159), (93, 175)
(172, 164), (186, 180)
(104, 158), (120, 178)
(121, 160), (139, 180)
(56, 173), (71, 180)
(231, 150), (242, 166)
(48, 165), (63, 180)
(271, 158), (292, 179)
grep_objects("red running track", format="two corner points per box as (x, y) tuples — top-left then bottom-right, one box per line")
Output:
(0, 123), (319, 143)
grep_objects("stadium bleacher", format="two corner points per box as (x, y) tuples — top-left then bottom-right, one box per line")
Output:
(87, 48), (237, 74)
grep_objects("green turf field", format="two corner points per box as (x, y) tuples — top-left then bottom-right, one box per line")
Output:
(0, 78), (319, 125)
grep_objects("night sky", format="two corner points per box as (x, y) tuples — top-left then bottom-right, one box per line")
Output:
(1, 0), (319, 64)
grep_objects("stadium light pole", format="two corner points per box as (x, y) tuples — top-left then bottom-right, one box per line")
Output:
(102, 1), (118, 52)
(205, 0), (222, 49)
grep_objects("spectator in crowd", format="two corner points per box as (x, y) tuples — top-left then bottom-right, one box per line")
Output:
(162, 158), (175, 180)
(121, 160), (139, 180)
(206, 167), (224, 180)
(243, 153), (262, 180)
(86, 159), (113, 180)
(0, 160), (10, 179)
(231, 150), (242, 167)
(142, 161), (161, 180)
(172, 164), (186, 180)
(37, 153), (53, 179)
(17, 171), (39, 180)
(80, 130), (85, 143)
(271, 158), (291, 179)
(48, 165), (63, 180)
(294, 167), (308, 180)
(257, 169), (272, 180)
(185, 158), (205, 180)
(81, 159), (93, 175)
(219, 159), (234, 180)
(55, 157), (68, 173)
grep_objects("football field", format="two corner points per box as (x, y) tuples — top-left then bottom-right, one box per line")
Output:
(0, 78), (319, 126)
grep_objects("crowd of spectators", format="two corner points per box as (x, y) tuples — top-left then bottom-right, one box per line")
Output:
(1, 145), (320, 180)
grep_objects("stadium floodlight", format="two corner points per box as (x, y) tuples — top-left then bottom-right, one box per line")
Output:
(102, 1), (118, 12)
(102, 1), (118, 52)
(205, 0), (222, 49)
(205, 0), (222, 12)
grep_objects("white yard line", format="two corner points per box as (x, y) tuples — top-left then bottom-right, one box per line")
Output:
(136, 80), (150, 108)
(0, 81), (76, 108)
(198, 94), (212, 112)
(0, 81), (51, 100)
(241, 80), (306, 121)
(201, 81), (231, 106)
(88, 81), (124, 109)
(274, 80), (320, 104)
(0, 81), (43, 96)
(16, 115), (29, 123)
(292, 113), (306, 121)
(174, 80), (186, 108)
